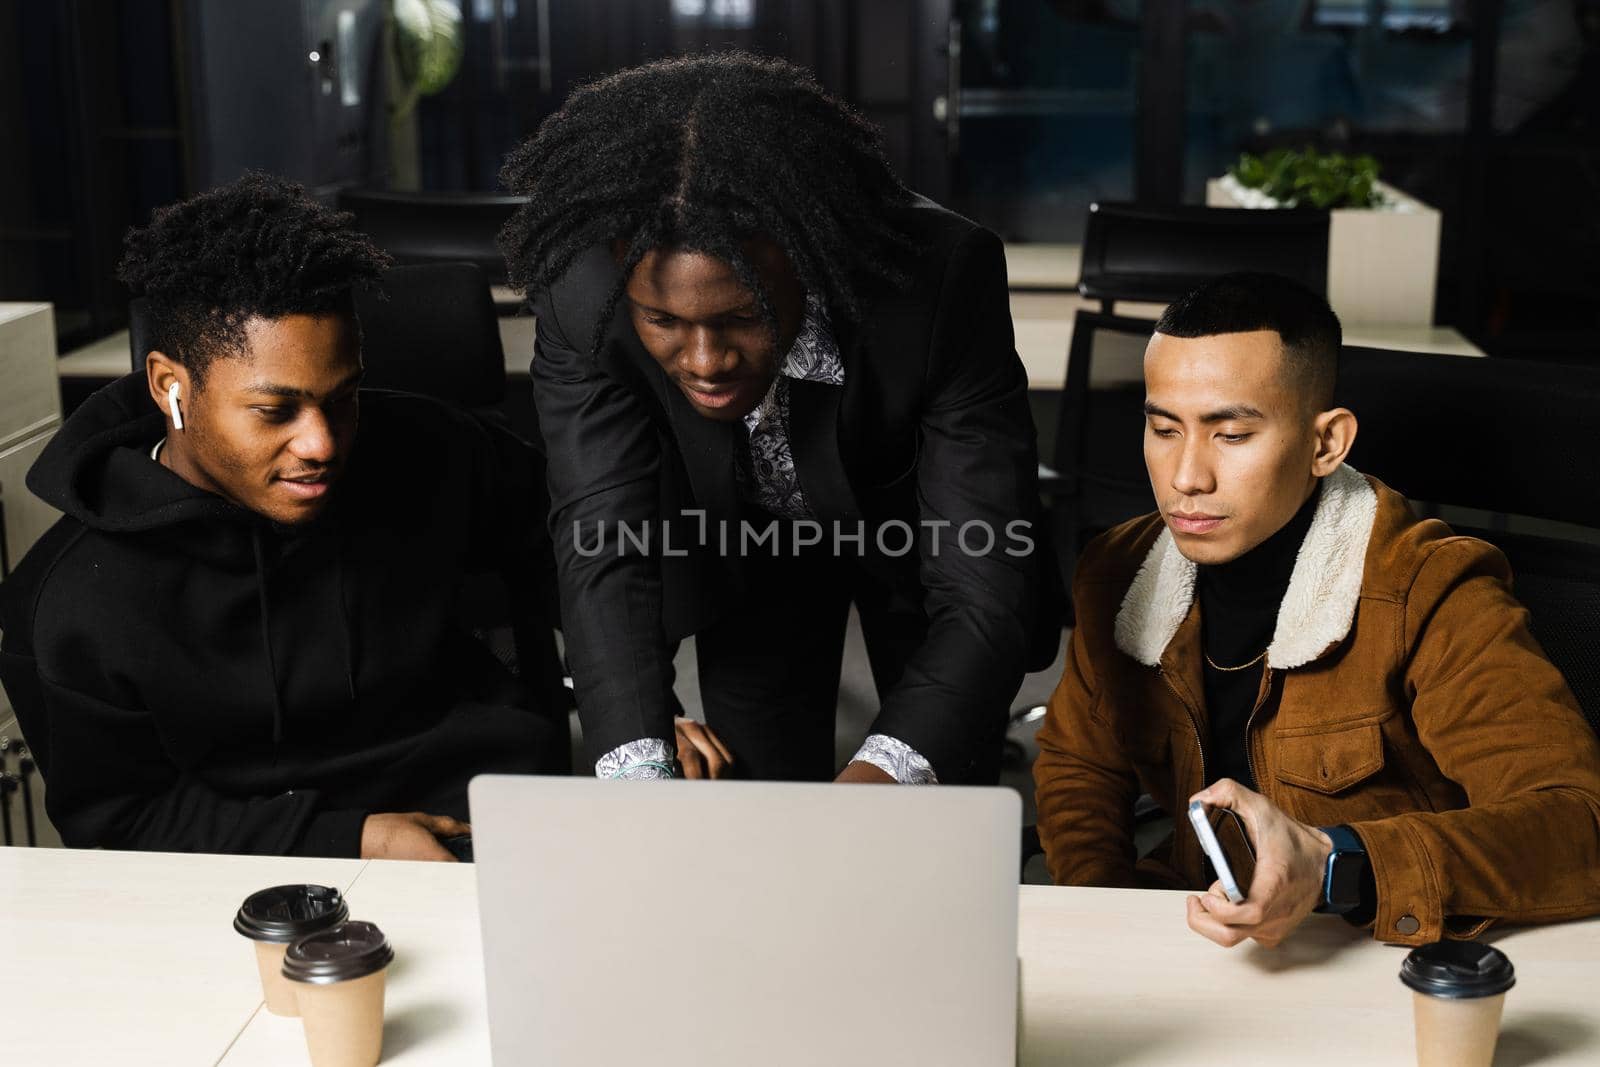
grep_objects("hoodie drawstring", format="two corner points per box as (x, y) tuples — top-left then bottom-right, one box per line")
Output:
(250, 527), (286, 745)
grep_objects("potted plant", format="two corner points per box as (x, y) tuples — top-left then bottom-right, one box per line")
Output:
(1207, 149), (1441, 327)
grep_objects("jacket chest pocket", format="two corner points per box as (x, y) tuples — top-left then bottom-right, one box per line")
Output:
(1275, 720), (1385, 793)
(1271, 715), (1430, 825)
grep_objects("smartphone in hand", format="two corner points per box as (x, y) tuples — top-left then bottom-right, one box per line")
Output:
(1188, 800), (1245, 904)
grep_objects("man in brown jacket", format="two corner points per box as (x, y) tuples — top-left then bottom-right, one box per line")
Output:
(1033, 272), (1600, 949)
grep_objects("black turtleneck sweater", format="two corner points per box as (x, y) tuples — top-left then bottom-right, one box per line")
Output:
(1197, 482), (1321, 788)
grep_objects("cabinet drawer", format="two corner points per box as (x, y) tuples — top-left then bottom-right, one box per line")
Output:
(0, 427), (61, 574)
(0, 303), (62, 449)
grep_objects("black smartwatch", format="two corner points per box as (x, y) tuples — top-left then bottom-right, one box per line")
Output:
(1314, 824), (1369, 915)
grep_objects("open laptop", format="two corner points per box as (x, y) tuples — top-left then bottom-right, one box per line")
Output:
(470, 776), (1020, 1066)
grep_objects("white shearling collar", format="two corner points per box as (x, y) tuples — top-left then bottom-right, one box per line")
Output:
(1113, 464), (1379, 669)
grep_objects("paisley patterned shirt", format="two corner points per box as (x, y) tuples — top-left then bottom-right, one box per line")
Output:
(734, 294), (845, 520)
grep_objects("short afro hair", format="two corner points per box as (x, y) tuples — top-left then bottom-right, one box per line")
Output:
(117, 171), (391, 386)
(498, 51), (919, 352)
(1155, 272), (1342, 410)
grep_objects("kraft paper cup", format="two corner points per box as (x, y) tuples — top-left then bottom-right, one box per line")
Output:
(283, 920), (395, 1067)
(1400, 940), (1515, 1067)
(234, 884), (349, 1017)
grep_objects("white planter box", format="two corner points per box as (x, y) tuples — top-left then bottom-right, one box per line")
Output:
(1206, 177), (1441, 327)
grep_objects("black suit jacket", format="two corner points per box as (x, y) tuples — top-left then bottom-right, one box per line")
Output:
(530, 198), (1057, 780)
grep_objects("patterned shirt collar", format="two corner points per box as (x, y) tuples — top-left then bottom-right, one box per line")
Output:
(743, 293), (842, 436)
(775, 293), (843, 386)
(736, 293), (841, 519)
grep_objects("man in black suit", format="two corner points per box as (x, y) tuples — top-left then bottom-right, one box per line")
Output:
(501, 53), (1057, 785)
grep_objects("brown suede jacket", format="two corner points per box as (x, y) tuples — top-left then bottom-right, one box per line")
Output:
(1034, 464), (1600, 946)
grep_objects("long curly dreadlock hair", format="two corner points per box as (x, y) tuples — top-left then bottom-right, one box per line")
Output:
(498, 52), (919, 352)
(117, 172), (391, 387)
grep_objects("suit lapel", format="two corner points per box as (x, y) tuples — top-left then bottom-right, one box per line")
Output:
(663, 389), (739, 524)
(787, 377), (860, 523)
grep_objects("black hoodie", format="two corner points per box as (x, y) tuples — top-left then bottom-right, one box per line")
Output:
(0, 374), (561, 857)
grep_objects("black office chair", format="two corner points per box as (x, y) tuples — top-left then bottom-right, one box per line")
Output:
(338, 188), (526, 289)
(352, 261), (507, 406)
(1336, 346), (1600, 734)
(352, 263), (572, 763)
(1078, 202), (1330, 312)
(1039, 312), (1159, 600)
(128, 262), (511, 407)
(127, 297), (156, 374)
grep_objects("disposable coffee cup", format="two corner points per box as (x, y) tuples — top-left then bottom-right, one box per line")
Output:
(1399, 940), (1515, 1067)
(282, 920), (395, 1067)
(234, 885), (350, 1017)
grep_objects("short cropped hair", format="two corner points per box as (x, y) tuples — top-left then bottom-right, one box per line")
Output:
(1154, 272), (1342, 410)
(117, 172), (390, 386)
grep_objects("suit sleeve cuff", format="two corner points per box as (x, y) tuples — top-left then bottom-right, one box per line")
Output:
(850, 734), (939, 784)
(596, 737), (678, 780)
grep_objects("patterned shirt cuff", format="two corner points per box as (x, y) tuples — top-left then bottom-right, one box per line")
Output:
(595, 737), (677, 780)
(850, 734), (939, 785)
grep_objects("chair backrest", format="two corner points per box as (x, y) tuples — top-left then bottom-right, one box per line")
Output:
(1044, 311), (1157, 606)
(338, 188), (526, 285)
(1451, 528), (1600, 736)
(130, 264), (507, 408)
(1336, 347), (1600, 531)
(1079, 203), (1330, 310)
(1053, 310), (1156, 496)
(1337, 348), (1600, 733)
(127, 297), (156, 374)
(354, 262), (507, 408)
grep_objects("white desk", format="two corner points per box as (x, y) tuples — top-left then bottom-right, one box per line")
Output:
(3, 846), (1597, 1065)
(0, 848), (365, 1066)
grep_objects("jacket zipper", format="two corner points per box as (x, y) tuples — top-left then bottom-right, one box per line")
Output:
(1244, 666), (1273, 790)
(1166, 663), (1268, 871)
(1159, 667), (1206, 787)
(1160, 665), (1216, 880)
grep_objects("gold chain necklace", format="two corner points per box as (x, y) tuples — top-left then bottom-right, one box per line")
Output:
(1204, 648), (1268, 672)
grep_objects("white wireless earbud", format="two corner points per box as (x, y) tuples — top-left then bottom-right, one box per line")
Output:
(167, 381), (184, 430)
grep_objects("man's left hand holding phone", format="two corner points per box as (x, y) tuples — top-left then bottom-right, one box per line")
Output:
(1184, 778), (1335, 949)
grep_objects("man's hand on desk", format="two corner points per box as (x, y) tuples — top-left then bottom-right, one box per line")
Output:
(361, 811), (471, 862)
(675, 717), (734, 780)
(834, 761), (896, 785)
(1183, 778), (1333, 950)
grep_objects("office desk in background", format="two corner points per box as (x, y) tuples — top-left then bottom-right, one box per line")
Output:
(58, 303), (1486, 396)
(54, 243), (1485, 395)
(2, 845), (1596, 1066)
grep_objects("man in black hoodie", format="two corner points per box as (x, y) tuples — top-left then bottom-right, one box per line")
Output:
(0, 174), (564, 860)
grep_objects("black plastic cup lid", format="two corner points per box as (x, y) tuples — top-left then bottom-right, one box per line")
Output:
(234, 884), (349, 944)
(1400, 940), (1516, 999)
(282, 921), (395, 985)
